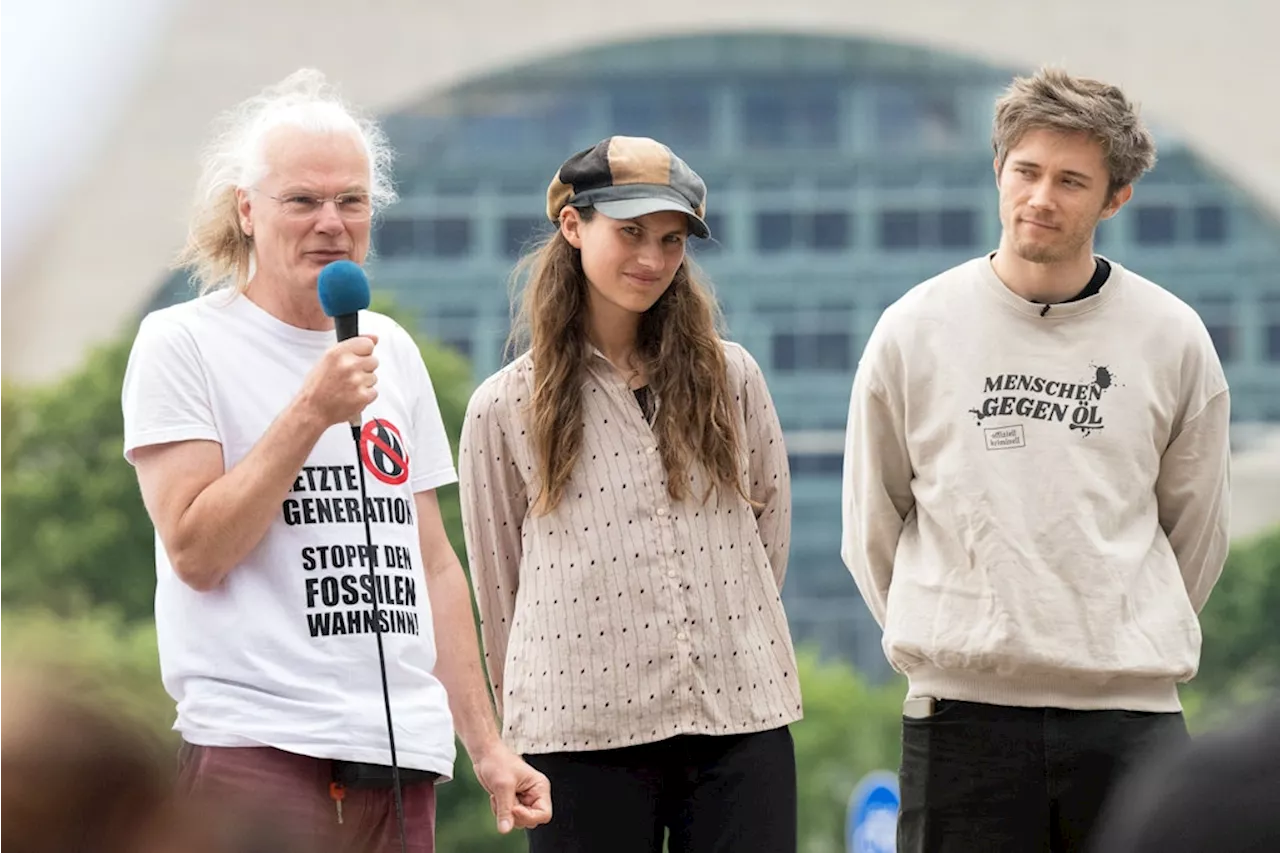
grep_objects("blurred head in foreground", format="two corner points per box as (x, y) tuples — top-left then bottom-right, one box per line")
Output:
(1, 670), (304, 853)
(1091, 699), (1280, 852)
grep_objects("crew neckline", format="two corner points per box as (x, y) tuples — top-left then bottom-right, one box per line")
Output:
(203, 290), (339, 348)
(976, 253), (1124, 320)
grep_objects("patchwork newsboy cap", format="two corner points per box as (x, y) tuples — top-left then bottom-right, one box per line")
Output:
(545, 136), (710, 239)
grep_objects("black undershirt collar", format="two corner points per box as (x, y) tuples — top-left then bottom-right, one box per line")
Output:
(1028, 256), (1112, 316)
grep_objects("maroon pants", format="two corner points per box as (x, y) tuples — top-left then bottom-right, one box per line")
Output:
(178, 743), (437, 853)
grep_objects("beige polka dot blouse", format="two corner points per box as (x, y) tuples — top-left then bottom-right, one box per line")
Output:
(458, 341), (803, 755)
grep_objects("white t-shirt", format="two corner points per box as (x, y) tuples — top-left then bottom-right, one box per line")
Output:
(122, 290), (459, 777)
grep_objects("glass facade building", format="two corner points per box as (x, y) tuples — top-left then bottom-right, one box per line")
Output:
(150, 34), (1280, 677)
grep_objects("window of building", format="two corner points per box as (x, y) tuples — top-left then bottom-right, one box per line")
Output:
(771, 332), (852, 371)
(742, 82), (839, 150)
(772, 332), (800, 371)
(938, 209), (977, 248)
(1193, 204), (1228, 244)
(497, 175), (544, 194)
(794, 84), (841, 148)
(434, 177), (475, 197)
(457, 111), (538, 152)
(455, 92), (591, 152)
(611, 89), (712, 150)
(1206, 326), (1236, 363)
(541, 95), (594, 151)
(425, 304), (478, 361)
(1196, 295), (1236, 362)
(697, 212), (726, 252)
(377, 219), (418, 258)
(879, 210), (921, 250)
(872, 84), (963, 150)
(743, 91), (788, 148)
(502, 216), (550, 258)
(877, 207), (980, 251)
(756, 212), (794, 253)
(814, 332), (851, 370)
(431, 218), (472, 258)
(376, 217), (473, 258)
(1264, 294), (1280, 363)
(1134, 205), (1178, 245)
(763, 301), (854, 372)
(435, 305), (478, 322)
(811, 211), (851, 251)
(441, 337), (474, 359)
(1270, 327), (1280, 363)
(752, 210), (853, 253)
(789, 453), (844, 477)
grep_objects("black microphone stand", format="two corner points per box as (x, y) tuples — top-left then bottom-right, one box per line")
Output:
(351, 419), (408, 853)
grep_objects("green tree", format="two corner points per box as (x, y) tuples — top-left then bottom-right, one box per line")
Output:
(1183, 525), (1280, 727)
(0, 381), (20, 548)
(792, 648), (906, 853)
(1, 332), (156, 620)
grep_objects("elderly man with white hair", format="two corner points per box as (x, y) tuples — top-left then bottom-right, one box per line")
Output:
(121, 69), (551, 852)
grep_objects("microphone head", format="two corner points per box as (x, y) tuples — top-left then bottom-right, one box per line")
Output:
(317, 261), (371, 318)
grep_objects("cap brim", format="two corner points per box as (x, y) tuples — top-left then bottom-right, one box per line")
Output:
(590, 198), (710, 239)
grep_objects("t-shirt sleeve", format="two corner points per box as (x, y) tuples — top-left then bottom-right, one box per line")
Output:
(401, 329), (459, 493)
(121, 312), (221, 465)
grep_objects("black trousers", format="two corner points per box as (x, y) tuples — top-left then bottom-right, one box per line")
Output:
(523, 726), (796, 853)
(897, 699), (1189, 853)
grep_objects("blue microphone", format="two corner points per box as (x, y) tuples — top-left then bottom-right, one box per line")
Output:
(318, 261), (372, 429)
(317, 260), (371, 343)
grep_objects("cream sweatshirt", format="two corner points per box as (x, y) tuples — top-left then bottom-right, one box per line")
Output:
(841, 255), (1231, 712)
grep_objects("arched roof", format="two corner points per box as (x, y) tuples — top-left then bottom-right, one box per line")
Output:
(3, 0), (1277, 380)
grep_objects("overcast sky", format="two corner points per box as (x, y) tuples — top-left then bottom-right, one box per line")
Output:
(1, 0), (184, 278)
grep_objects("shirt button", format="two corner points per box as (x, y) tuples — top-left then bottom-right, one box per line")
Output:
(647, 446), (657, 455)
(677, 632), (687, 641)
(656, 507), (668, 517)
(668, 570), (677, 578)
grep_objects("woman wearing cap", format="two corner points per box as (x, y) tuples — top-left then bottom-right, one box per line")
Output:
(458, 136), (801, 852)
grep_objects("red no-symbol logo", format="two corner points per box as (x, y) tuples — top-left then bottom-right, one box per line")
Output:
(360, 419), (410, 486)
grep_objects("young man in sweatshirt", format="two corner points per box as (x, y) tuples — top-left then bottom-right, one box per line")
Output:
(841, 67), (1231, 852)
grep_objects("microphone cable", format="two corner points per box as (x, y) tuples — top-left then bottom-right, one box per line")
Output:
(351, 419), (409, 853)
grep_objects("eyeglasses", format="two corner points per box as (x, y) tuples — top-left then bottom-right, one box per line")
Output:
(266, 192), (373, 220)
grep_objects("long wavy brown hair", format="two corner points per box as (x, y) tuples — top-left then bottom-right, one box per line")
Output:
(508, 207), (751, 516)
